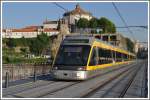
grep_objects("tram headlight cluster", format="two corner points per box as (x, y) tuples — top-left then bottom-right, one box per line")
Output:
(76, 71), (85, 78)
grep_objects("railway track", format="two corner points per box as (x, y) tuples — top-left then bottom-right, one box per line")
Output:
(3, 80), (56, 96)
(78, 63), (139, 98)
(82, 61), (144, 98)
(36, 63), (136, 98)
(40, 63), (136, 98)
(4, 81), (79, 98)
(119, 65), (141, 97)
(3, 61), (142, 98)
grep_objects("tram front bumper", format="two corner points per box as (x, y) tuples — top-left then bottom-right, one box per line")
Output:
(51, 70), (88, 80)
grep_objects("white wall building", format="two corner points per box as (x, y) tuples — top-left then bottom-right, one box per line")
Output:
(43, 20), (58, 29)
(2, 26), (59, 38)
(43, 28), (59, 36)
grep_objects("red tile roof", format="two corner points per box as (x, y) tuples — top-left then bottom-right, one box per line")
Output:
(12, 28), (37, 32)
(11, 26), (39, 32)
(44, 28), (59, 32)
(11, 28), (58, 32)
(64, 4), (92, 16)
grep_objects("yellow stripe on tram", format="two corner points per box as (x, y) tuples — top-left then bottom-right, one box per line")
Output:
(86, 61), (133, 71)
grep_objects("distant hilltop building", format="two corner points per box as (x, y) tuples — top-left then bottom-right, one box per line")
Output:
(63, 3), (93, 25)
(2, 4), (94, 38)
(43, 4), (93, 29)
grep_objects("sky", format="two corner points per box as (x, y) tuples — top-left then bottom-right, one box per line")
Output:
(2, 2), (148, 43)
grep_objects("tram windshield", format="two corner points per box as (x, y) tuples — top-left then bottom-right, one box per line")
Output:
(54, 45), (91, 66)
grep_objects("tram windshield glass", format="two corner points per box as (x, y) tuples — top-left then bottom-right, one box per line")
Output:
(54, 45), (91, 66)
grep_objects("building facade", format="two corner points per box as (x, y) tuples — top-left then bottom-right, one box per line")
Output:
(93, 33), (128, 50)
(63, 4), (93, 25)
(43, 20), (58, 29)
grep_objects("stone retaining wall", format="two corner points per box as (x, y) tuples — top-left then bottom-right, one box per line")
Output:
(2, 64), (51, 81)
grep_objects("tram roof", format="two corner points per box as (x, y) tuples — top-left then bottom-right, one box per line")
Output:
(64, 34), (116, 47)
(62, 34), (135, 56)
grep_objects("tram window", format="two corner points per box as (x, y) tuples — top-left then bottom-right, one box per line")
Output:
(126, 55), (129, 61)
(112, 51), (116, 62)
(98, 48), (112, 64)
(105, 50), (111, 58)
(122, 54), (126, 61)
(112, 51), (122, 62)
(123, 54), (126, 59)
(116, 52), (122, 62)
(129, 55), (131, 60)
(116, 52), (118, 61)
(106, 50), (112, 63)
(123, 54), (127, 61)
(126, 55), (128, 60)
(125, 54), (128, 61)
(89, 48), (97, 66)
(54, 45), (91, 66)
(125, 54), (127, 60)
(120, 53), (123, 61)
(130, 56), (132, 60)
(116, 52), (119, 62)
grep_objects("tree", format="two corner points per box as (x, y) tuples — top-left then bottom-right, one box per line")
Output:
(21, 37), (28, 46)
(98, 17), (116, 33)
(6, 38), (17, 48)
(76, 18), (89, 28)
(30, 39), (43, 55)
(20, 47), (28, 54)
(89, 18), (98, 28)
(125, 37), (134, 53)
(111, 23), (116, 33)
(37, 32), (49, 46)
(29, 33), (50, 55)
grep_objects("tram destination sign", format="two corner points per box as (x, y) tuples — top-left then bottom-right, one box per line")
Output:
(64, 39), (89, 43)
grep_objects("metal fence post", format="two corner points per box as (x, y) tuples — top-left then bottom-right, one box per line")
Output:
(5, 72), (9, 88)
(33, 63), (37, 82)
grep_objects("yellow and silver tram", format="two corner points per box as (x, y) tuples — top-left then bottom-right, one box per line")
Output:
(51, 34), (136, 80)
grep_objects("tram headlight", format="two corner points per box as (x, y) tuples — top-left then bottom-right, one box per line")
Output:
(76, 72), (81, 77)
(76, 72), (85, 78)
